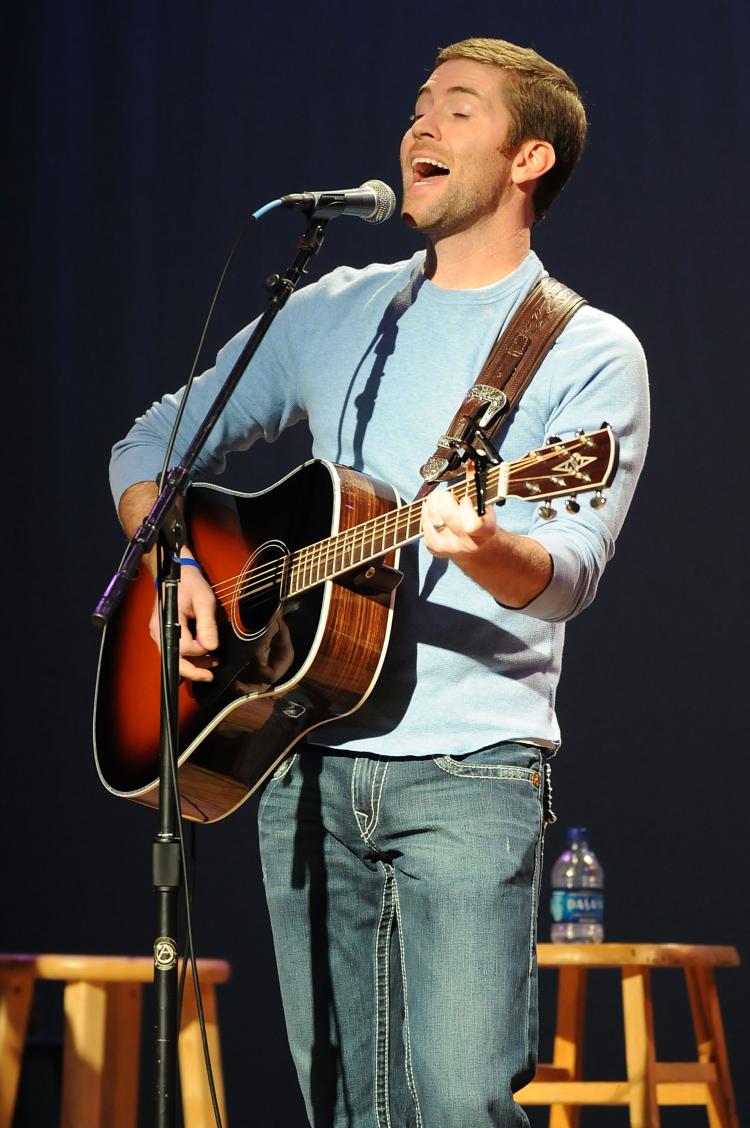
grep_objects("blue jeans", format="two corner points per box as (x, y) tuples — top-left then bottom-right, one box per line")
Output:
(257, 741), (547, 1128)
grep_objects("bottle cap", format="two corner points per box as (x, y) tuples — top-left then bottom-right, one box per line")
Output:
(565, 827), (589, 845)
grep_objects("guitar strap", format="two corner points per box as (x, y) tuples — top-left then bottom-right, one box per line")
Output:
(414, 276), (587, 500)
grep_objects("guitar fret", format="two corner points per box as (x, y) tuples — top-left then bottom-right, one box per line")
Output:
(295, 548), (303, 594)
(358, 518), (367, 568)
(304, 543), (312, 591)
(315, 534), (325, 586)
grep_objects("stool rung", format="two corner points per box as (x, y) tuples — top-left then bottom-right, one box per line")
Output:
(518, 1081), (632, 1105)
(532, 1065), (575, 1082)
(657, 1082), (722, 1105)
(653, 1062), (717, 1083)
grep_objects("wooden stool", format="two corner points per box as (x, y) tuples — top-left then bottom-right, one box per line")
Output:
(0, 953), (231, 1128)
(516, 943), (740, 1128)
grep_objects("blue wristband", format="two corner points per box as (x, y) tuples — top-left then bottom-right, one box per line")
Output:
(154, 556), (202, 589)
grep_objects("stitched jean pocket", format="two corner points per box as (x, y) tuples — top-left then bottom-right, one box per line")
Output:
(269, 752), (297, 783)
(257, 752), (298, 831)
(433, 741), (542, 787)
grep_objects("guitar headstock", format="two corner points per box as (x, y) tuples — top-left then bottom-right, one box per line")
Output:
(504, 426), (618, 503)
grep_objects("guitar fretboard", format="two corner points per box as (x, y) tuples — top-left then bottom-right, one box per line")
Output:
(287, 463), (506, 596)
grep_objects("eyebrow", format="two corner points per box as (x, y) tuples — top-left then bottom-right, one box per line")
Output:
(415, 84), (485, 101)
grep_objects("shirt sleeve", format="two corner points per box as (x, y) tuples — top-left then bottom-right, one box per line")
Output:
(510, 304), (650, 623)
(109, 300), (308, 509)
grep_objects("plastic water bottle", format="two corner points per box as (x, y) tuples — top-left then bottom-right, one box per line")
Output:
(550, 827), (604, 942)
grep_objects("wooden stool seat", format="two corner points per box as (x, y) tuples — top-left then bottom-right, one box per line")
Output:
(516, 942), (740, 1128)
(0, 953), (231, 1128)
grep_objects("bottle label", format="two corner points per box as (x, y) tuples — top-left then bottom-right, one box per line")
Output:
(551, 889), (604, 924)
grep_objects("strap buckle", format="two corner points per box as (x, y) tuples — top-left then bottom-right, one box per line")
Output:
(467, 384), (508, 429)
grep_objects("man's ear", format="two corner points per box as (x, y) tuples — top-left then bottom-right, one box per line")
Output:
(511, 139), (556, 187)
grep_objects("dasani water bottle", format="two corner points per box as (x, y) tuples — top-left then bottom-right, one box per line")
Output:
(550, 827), (604, 942)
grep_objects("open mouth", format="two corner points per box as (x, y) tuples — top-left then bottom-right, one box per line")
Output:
(411, 158), (450, 184)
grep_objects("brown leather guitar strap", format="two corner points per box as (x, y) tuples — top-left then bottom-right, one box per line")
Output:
(414, 276), (587, 500)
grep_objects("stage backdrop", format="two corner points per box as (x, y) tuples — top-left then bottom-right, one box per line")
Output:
(7, 1), (749, 1124)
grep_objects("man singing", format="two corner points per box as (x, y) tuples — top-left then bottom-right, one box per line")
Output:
(111, 37), (649, 1128)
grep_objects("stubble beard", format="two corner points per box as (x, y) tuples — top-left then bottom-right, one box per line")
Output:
(402, 179), (507, 242)
(401, 154), (515, 242)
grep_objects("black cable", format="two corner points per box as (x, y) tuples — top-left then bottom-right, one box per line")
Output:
(158, 214), (258, 492)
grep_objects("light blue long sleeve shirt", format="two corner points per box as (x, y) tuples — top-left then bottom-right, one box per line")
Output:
(110, 250), (649, 757)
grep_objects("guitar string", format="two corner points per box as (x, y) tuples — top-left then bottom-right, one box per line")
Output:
(205, 439), (602, 609)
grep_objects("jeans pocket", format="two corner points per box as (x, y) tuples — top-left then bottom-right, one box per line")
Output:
(432, 741), (542, 789)
(257, 752), (298, 831)
(269, 751), (297, 783)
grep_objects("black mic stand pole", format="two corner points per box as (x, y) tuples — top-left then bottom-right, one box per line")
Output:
(92, 217), (329, 1128)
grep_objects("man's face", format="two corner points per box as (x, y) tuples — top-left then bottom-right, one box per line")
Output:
(400, 58), (517, 239)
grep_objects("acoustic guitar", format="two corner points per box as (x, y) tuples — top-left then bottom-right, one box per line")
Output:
(94, 426), (617, 822)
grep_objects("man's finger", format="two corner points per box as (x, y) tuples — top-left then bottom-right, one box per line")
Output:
(458, 494), (484, 534)
(192, 591), (219, 652)
(179, 655), (216, 682)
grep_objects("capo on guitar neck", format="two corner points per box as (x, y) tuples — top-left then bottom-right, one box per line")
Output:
(446, 410), (503, 517)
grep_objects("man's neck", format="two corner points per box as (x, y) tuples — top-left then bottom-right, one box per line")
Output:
(424, 217), (532, 291)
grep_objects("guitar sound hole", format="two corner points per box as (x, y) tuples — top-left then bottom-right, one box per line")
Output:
(230, 540), (288, 640)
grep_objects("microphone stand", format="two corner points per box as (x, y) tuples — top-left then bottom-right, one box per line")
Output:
(92, 216), (329, 1128)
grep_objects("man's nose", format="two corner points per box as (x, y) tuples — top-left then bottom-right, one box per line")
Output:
(412, 109), (441, 141)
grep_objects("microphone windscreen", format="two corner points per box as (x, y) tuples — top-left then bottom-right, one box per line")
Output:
(363, 180), (397, 224)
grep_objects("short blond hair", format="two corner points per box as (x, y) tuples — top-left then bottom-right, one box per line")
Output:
(435, 37), (587, 221)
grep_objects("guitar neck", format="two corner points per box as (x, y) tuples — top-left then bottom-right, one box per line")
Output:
(285, 426), (616, 598)
(286, 465), (502, 597)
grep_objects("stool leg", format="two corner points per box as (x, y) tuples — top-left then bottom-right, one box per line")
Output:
(685, 966), (738, 1128)
(621, 966), (660, 1128)
(179, 980), (227, 1127)
(61, 981), (142, 1128)
(61, 981), (107, 1128)
(549, 967), (587, 1128)
(100, 982), (143, 1128)
(0, 965), (35, 1128)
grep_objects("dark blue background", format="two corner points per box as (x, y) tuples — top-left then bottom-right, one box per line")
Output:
(7, 1), (749, 1123)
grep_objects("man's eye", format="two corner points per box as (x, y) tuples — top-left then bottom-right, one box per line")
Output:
(409, 113), (423, 123)
(453, 112), (469, 119)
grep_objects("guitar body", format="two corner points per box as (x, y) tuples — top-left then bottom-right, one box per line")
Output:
(94, 461), (401, 822)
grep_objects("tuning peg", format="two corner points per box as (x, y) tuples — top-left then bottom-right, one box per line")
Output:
(538, 503), (557, 520)
(546, 434), (561, 445)
(590, 491), (607, 509)
(575, 427), (595, 448)
(565, 498), (580, 514)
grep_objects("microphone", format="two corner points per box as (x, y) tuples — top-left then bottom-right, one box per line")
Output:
(280, 179), (396, 224)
